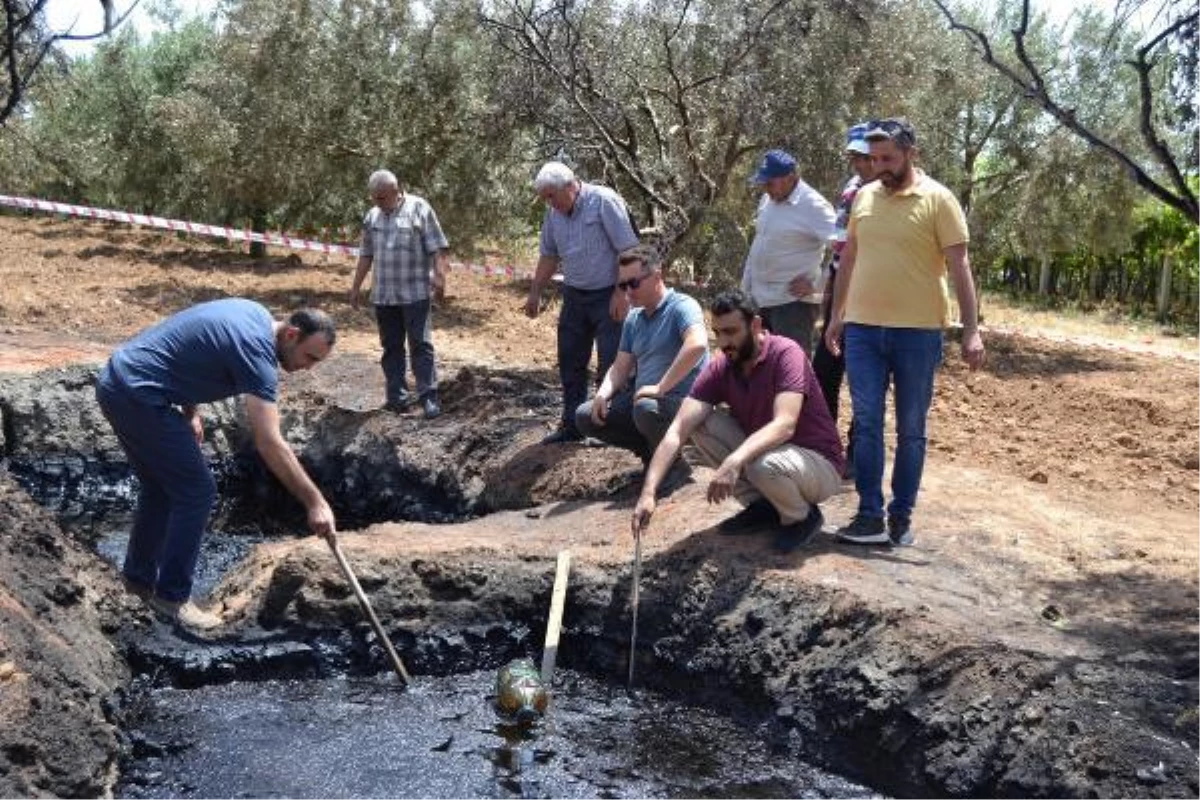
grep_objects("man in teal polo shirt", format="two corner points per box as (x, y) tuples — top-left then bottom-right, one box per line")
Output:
(575, 246), (708, 464)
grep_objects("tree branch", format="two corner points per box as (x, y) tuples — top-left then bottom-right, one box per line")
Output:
(929, 0), (1198, 221)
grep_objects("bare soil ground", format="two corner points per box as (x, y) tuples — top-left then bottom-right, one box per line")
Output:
(1, 212), (1197, 640)
(0, 212), (1197, 796)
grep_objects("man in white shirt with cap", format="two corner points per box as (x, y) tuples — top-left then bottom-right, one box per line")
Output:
(741, 149), (837, 356)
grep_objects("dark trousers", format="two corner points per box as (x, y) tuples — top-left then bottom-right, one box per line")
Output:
(762, 301), (820, 356)
(812, 270), (855, 458)
(95, 366), (216, 602)
(575, 391), (684, 464)
(376, 301), (436, 403)
(558, 285), (621, 433)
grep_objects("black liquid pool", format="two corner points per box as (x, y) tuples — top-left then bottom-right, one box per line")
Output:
(117, 670), (879, 799)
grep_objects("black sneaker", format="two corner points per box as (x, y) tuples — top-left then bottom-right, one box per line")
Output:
(542, 427), (583, 445)
(422, 394), (441, 420)
(384, 393), (414, 412)
(835, 514), (889, 545)
(657, 460), (693, 497)
(717, 498), (779, 534)
(774, 505), (824, 553)
(888, 514), (914, 546)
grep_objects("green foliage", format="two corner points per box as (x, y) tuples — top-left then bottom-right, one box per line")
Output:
(0, 0), (1191, 319)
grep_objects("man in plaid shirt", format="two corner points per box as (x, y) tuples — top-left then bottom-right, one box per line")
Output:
(351, 169), (450, 419)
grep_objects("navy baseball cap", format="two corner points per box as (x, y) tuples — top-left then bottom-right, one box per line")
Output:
(752, 149), (798, 183)
(845, 123), (870, 154)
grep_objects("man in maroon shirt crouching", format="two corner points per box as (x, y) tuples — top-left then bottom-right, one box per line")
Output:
(632, 290), (845, 552)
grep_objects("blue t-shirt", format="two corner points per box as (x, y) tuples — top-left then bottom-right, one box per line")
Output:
(619, 289), (708, 398)
(108, 298), (279, 407)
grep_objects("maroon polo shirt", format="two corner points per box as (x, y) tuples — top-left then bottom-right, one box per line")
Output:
(689, 333), (845, 474)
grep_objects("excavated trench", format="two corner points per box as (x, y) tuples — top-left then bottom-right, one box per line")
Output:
(2, 360), (1196, 799)
(1, 363), (882, 798)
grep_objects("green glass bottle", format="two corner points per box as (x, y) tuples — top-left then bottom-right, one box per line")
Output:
(494, 657), (548, 726)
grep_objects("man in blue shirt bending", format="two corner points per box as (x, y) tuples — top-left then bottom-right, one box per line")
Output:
(95, 298), (338, 630)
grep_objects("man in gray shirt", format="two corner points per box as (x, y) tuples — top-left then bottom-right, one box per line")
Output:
(525, 161), (640, 443)
(351, 169), (450, 419)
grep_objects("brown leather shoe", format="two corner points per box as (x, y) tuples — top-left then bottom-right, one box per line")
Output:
(150, 597), (223, 631)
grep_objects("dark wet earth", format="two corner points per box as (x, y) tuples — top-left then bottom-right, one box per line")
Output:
(117, 670), (879, 799)
(97, 528), (267, 599)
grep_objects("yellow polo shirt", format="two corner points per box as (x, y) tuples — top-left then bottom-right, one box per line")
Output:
(845, 170), (969, 329)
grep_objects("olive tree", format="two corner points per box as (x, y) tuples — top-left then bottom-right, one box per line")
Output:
(930, 0), (1198, 222)
(479, 0), (886, 280)
(1, 0), (144, 125)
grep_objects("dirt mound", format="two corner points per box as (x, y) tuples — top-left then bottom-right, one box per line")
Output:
(0, 475), (144, 797)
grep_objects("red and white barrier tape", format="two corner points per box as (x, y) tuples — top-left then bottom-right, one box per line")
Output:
(0, 193), (533, 280)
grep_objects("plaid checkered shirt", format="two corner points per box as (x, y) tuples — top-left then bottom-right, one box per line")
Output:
(360, 193), (449, 305)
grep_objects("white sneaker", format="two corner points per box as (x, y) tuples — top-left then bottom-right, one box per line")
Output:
(150, 597), (223, 630)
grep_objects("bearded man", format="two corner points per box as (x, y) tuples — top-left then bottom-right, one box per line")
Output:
(823, 117), (985, 548)
(96, 298), (338, 629)
(631, 290), (844, 553)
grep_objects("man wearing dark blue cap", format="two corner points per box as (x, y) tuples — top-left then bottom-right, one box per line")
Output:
(812, 123), (875, 478)
(741, 148), (836, 356)
(824, 117), (985, 548)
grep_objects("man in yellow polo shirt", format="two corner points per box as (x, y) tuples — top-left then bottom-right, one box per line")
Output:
(824, 117), (985, 547)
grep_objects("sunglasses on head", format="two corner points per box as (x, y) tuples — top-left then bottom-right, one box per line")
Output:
(617, 273), (651, 291)
(865, 118), (916, 147)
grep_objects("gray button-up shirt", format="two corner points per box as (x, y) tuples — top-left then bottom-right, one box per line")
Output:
(360, 194), (449, 305)
(538, 183), (639, 291)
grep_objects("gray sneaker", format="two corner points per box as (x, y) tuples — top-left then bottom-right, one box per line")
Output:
(888, 515), (914, 546)
(422, 394), (442, 420)
(836, 514), (889, 545)
(384, 394), (414, 413)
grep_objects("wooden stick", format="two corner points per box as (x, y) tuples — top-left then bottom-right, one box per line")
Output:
(540, 550), (572, 684)
(328, 538), (412, 685)
(628, 528), (642, 689)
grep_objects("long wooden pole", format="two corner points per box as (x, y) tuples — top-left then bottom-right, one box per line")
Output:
(328, 539), (412, 685)
(628, 528), (642, 689)
(540, 550), (572, 684)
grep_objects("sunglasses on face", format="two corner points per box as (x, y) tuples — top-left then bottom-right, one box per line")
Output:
(617, 273), (651, 291)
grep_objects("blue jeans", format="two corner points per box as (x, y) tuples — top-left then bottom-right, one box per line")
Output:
(844, 324), (943, 521)
(376, 302), (436, 403)
(95, 366), (216, 602)
(558, 285), (620, 433)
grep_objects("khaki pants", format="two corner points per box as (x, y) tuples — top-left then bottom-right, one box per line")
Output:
(690, 409), (841, 523)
